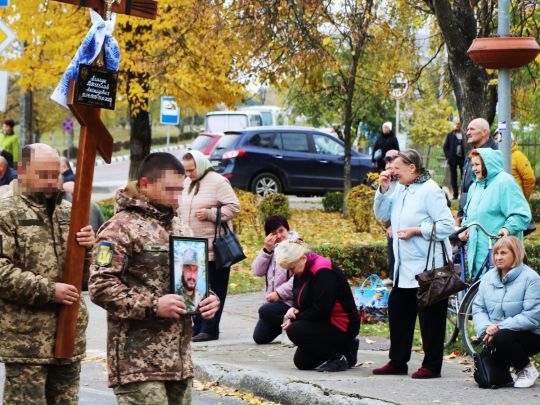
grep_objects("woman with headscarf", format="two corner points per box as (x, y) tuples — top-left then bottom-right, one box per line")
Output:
(373, 149), (454, 379)
(179, 150), (241, 342)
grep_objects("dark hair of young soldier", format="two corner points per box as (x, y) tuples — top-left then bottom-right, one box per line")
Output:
(137, 152), (185, 184)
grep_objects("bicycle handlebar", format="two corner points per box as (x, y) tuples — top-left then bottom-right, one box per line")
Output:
(449, 222), (501, 241)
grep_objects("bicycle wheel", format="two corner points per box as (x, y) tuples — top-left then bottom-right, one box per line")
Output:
(459, 282), (483, 356)
(444, 294), (459, 347)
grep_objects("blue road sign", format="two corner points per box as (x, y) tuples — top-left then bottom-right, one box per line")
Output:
(160, 96), (180, 125)
(63, 118), (74, 132)
(0, 1), (9, 8)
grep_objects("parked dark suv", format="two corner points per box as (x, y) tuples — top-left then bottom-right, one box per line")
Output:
(210, 126), (372, 196)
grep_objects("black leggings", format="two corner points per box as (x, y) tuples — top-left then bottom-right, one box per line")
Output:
(388, 286), (447, 373)
(286, 320), (357, 370)
(490, 329), (540, 372)
(253, 301), (290, 344)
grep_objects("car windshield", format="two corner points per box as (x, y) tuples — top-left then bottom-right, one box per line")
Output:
(190, 135), (213, 150)
(259, 112), (273, 125)
(313, 134), (345, 155)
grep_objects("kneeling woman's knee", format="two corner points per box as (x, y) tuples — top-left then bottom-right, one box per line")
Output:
(490, 329), (513, 350)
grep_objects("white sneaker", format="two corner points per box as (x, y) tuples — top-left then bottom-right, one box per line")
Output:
(514, 364), (539, 388)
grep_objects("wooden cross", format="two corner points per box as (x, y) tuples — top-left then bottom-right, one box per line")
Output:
(52, 0), (157, 359)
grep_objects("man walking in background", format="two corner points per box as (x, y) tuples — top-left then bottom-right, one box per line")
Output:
(0, 119), (19, 167)
(443, 120), (465, 200)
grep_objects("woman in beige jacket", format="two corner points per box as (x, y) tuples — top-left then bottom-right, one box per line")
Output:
(179, 150), (241, 342)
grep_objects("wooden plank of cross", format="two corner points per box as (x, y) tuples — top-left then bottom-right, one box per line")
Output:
(52, 0), (157, 359)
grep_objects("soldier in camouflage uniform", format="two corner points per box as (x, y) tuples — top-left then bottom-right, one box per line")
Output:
(88, 153), (220, 405)
(0, 144), (95, 405)
(175, 248), (204, 313)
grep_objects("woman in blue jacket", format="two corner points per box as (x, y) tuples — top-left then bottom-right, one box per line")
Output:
(373, 149), (454, 379)
(459, 148), (531, 276)
(473, 236), (540, 388)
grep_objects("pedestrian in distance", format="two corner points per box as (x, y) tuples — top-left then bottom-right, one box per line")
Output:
(89, 152), (220, 405)
(251, 215), (300, 344)
(443, 120), (466, 200)
(277, 240), (360, 372)
(0, 119), (19, 167)
(371, 122), (400, 172)
(458, 149), (531, 276)
(472, 236), (540, 388)
(0, 143), (95, 405)
(60, 157), (75, 183)
(457, 118), (498, 224)
(179, 150), (240, 343)
(373, 149), (454, 379)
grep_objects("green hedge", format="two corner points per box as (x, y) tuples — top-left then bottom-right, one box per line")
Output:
(312, 242), (540, 280)
(530, 198), (540, 223)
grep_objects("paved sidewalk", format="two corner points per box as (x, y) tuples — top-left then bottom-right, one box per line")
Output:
(193, 292), (540, 405)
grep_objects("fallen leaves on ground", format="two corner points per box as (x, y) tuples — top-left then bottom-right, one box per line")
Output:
(193, 380), (280, 404)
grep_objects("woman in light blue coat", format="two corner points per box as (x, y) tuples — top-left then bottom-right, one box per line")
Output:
(459, 148), (531, 276)
(372, 149), (454, 379)
(473, 236), (540, 388)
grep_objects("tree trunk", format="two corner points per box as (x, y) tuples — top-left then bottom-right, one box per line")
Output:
(19, 89), (34, 146)
(429, 0), (497, 129)
(127, 72), (152, 181)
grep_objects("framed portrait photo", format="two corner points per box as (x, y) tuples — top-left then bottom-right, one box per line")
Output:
(170, 236), (209, 315)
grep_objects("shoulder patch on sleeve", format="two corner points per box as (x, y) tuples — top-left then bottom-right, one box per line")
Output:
(96, 242), (114, 267)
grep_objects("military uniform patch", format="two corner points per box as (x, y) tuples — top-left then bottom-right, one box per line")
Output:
(96, 242), (114, 267)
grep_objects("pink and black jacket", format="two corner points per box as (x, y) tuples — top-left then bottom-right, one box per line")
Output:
(293, 252), (360, 336)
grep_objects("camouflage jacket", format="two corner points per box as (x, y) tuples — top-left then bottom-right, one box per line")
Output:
(89, 185), (193, 387)
(0, 192), (88, 364)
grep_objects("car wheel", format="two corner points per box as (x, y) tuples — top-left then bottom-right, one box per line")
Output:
(251, 173), (282, 197)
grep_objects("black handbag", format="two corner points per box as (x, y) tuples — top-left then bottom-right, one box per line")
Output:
(213, 206), (246, 269)
(473, 346), (513, 389)
(415, 223), (468, 307)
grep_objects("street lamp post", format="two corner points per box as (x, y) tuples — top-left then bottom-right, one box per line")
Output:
(498, 0), (512, 173)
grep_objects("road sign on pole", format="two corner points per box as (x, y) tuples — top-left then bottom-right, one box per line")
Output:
(0, 19), (15, 55)
(0, 1), (9, 8)
(160, 96), (180, 125)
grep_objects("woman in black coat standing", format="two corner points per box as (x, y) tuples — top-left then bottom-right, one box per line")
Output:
(372, 122), (400, 171)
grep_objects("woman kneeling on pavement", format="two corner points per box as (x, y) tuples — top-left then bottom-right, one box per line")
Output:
(373, 149), (454, 379)
(251, 215), (300, 344)
(473, 236), (540, 388)
(275, 240), (360, 372)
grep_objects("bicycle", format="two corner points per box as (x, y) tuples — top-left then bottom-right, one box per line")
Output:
(444, 221), (501, 356)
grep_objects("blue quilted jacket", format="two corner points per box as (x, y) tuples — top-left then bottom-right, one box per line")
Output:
(473, 264), (540, 337)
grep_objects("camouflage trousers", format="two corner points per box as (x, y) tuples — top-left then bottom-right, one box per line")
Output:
(113, 378), (192, 405)
(3, 362), (81, 405)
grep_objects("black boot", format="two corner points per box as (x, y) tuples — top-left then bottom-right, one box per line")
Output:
(347, 337), (360, 368)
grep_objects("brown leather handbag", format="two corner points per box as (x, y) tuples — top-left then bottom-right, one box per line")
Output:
(415, 224), (468, 307)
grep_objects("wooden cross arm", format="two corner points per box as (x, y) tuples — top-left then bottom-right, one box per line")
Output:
(53, 0), (158, 19)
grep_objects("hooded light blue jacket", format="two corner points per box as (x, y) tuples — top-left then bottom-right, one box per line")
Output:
(374, 178), (454, 288)
(463, 149), (531, 275)
(473, 264), (540, 337)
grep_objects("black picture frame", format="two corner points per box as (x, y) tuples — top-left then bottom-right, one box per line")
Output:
(169, 236), (209, 315)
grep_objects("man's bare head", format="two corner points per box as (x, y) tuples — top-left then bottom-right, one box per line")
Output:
(466, 118), (490, 147)
(18, 144), (61, 197)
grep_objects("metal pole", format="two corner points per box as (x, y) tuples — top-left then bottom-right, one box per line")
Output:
(396, 98), (401, 148)
(498, 0), (512, 174)
(166, 124), (170, 146)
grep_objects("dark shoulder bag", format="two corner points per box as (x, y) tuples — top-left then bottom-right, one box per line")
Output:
(213, 206), (246, 269)
(415, 223), (468, 307)
(473, 346), (513, 389)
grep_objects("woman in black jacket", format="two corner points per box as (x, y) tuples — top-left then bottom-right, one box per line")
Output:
(276, 240), (360, 372)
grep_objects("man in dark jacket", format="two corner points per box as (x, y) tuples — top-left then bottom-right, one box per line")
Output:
(457, 118), (498, 222)
(443, 121), (465, 199)
(372, 122), (400, 171)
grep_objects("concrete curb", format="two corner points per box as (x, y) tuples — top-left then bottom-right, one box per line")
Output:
(194, 359), (395, 405)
